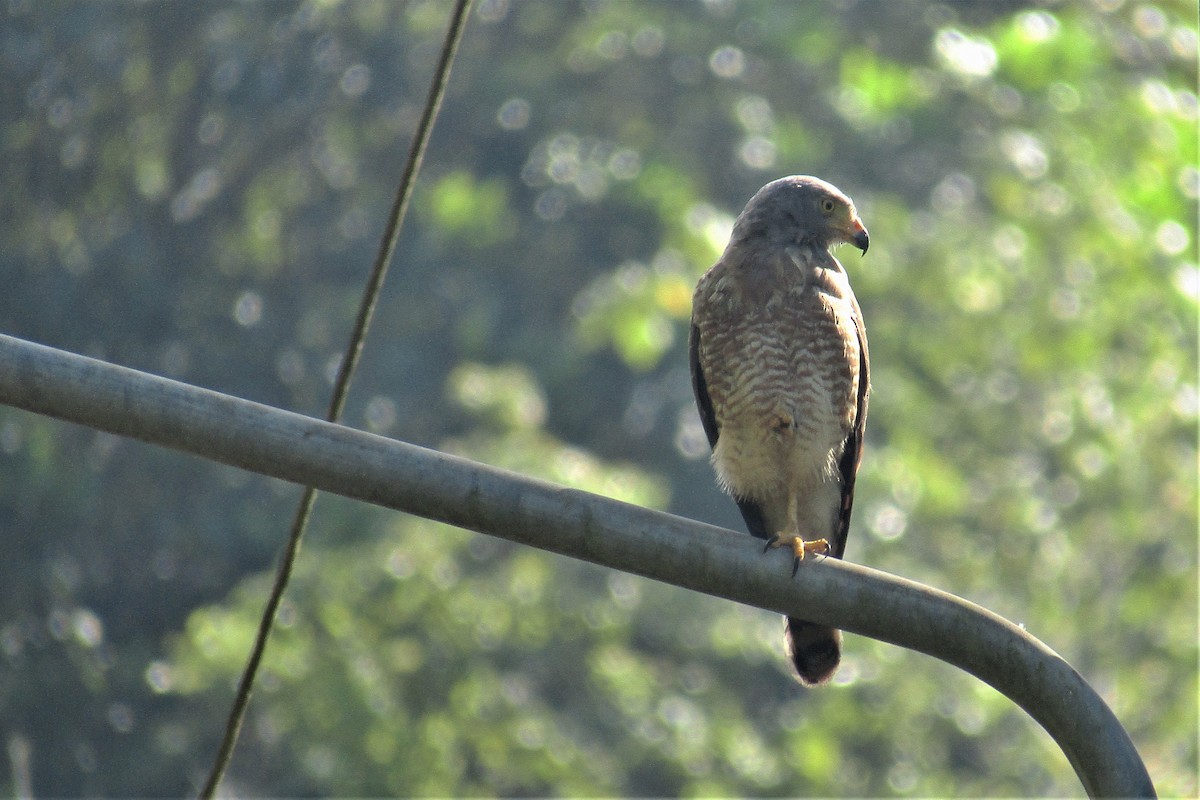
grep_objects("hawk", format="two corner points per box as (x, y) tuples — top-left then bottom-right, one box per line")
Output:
(689, 175), (870, 686)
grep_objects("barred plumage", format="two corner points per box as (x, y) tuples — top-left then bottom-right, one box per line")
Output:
(690, 176), (870, 686)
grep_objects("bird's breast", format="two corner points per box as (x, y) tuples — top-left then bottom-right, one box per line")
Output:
(701, 287), (861, 501)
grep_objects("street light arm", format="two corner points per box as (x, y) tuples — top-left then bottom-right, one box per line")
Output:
(0, 333), (1154, 798)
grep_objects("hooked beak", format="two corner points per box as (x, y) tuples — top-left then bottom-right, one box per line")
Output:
(850, 218), (869, 255)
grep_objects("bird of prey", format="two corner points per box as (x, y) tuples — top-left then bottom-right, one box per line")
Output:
(689, 175), (870, 686)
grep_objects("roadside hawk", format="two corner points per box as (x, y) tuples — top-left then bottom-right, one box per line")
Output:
(689, 175), (870, 686)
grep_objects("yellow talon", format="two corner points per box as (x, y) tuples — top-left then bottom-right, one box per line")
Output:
(787, 536), (831, 561)
(764, 534), (831, 575)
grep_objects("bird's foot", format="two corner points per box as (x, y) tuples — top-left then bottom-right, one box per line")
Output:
(764, 534), (831, 576)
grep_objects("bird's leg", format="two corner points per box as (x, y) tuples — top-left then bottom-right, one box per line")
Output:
(763, 489), (830, 576)
(764, 536), (831, 576)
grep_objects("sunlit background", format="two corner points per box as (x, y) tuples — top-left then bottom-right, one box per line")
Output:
(1, 1), (1195, 795)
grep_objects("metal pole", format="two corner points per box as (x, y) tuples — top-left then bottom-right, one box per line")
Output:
(0, 334), (1155, 798)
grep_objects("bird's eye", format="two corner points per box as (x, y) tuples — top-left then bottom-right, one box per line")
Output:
(820, 199), (836, 213)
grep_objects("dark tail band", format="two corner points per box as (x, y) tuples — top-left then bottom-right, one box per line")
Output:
(785, 617), (841, 686)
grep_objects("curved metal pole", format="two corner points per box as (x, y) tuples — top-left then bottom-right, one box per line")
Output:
(0, 334), (1156, 798)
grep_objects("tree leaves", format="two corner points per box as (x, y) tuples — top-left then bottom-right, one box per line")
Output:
(1, 1), (1195, 796)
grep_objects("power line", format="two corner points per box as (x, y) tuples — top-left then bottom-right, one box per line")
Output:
(199, 2), (474, 795)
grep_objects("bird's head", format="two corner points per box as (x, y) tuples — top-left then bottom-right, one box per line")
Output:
(732, 175), (869, 256)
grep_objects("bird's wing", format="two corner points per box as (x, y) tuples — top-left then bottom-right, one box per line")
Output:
(830, 307), (870, 559)
(689, 321), (774, 541)
(688, 323), (720, 449)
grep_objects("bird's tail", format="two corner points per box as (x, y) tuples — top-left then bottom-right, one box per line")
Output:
(784, 617), (841, 686)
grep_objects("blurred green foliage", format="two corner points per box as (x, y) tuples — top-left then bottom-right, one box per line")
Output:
(0, 0), (1195, 796)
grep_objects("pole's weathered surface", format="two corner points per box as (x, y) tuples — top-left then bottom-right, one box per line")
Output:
(0, 333), (1155, 798)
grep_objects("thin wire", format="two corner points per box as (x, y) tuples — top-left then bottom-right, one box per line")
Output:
(199, 2), (474, 795)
